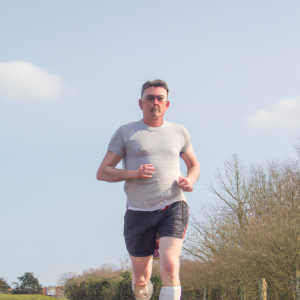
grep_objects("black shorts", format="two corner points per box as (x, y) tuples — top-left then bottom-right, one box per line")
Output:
(124, 201), (189, 257)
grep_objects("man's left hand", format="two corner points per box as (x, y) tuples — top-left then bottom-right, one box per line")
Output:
(178, 174), (193, 192)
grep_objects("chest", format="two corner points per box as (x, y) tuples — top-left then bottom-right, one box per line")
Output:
(125, 130), (182, 159)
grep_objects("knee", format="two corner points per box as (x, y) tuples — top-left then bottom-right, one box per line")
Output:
(160, 267), (178, 281)
(160, 261), (179, 284)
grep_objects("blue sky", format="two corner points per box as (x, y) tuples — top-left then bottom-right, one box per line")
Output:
(1, 0), (300, 286)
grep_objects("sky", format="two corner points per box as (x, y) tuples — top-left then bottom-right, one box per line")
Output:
(1, 0), (300, 287)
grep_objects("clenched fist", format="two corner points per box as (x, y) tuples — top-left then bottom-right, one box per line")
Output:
(136, 164), (155, 178)
(178, 174), (193, 192)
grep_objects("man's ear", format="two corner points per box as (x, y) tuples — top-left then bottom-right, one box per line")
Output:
(138, 99), (143, 110)
(165, 100), (170, 111)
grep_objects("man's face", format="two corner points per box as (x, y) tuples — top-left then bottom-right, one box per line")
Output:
(139, 87), (169, 120)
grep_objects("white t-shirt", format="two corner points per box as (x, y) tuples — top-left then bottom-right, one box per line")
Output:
(108, 119), (191, 211)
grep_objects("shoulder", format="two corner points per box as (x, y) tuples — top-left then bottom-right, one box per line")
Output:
(164, 121), (189, 134)
(164, 121), (191, 152)
(119, 120), (143, 134)
(113, 120), (142, 133)
(111, 120), (144, 142)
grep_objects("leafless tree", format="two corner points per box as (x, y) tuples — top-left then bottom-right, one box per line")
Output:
(184, 154), (300, 299)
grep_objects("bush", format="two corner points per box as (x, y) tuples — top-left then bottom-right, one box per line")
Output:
(63, 267), (164, 300)
(65, 276), (112, 300)
(116, 271), (134, 300)
(12, 289), (33, 294)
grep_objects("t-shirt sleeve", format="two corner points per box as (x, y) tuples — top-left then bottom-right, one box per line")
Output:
(107, 127), (125, 157)
(180, 125), (191, 154)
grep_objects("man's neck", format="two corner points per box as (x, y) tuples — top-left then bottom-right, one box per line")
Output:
(142, 117), (164, 127)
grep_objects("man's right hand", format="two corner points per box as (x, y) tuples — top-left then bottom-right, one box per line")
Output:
(97, 151), (155, 182)
(136, 164), (155, 178)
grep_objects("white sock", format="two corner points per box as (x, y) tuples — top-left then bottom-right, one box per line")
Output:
(159, 286), (181, 300)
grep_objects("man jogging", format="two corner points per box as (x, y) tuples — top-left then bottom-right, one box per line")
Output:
(96, 79), (200, 300)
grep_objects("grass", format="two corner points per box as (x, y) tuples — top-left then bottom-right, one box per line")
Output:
(0, 295), (54, 300)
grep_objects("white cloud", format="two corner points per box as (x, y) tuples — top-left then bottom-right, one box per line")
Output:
(0, 61), (67, 101)
(247, 97), (300, 130)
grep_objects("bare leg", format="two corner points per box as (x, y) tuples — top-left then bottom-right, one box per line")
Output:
(159, 237), (183, 287)
(130, 255), (153, 286)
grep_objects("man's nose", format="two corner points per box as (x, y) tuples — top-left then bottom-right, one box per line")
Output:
(153, 98), (159, 104)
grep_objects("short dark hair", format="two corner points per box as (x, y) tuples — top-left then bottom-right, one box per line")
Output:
(141, 79), (169, 98)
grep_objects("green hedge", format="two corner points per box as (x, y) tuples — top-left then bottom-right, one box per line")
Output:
(65, 271), (162, 300)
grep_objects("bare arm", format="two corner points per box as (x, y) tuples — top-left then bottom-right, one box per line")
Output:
(96, 150), (155, 182)
(178, 144), (200, 192)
